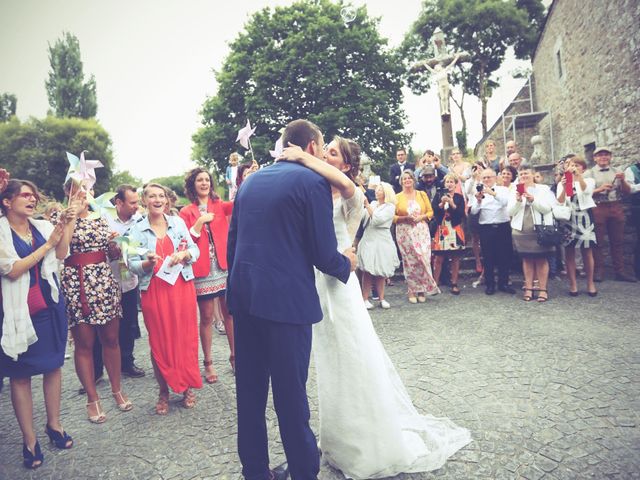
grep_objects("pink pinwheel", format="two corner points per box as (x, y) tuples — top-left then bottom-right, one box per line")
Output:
(269, 137), (284, 159)
(65, 151), (104, 191)
(236, 120), (256, 150)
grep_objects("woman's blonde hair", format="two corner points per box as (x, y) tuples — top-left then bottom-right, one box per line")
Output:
(443, 173), (459, 184)
(377, 181), (397, 205)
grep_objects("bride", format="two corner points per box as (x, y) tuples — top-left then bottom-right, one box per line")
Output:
(280, 138), (471, 479)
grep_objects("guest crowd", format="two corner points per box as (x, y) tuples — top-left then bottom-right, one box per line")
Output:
(0, 138), (639, 470)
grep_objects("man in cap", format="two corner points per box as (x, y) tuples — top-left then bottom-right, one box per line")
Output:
(585, 147), (636, 282)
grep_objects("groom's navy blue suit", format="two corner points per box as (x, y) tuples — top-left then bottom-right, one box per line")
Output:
(227, 160), (351, 480)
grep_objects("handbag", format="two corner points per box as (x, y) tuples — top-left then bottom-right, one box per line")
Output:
(552, 201), (572, 222)
(534, 214), (563, 247)
(27, 234), (47, 316)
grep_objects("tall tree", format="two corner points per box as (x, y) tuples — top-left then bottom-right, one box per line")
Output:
(45, 32), (97, 118)
(0, 93), (17, 122)
(402, 0), (545, 135)
(193, 0), (409, 178)
(0, 116), (113, 199)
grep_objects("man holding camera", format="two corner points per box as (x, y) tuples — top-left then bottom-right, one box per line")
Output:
(469, 169), (515, 295)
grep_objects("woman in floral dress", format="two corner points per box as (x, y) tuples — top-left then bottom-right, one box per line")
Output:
(53, 185), (132, 423)
(394, 170), (440, 303)
(432, 174), (466, 295)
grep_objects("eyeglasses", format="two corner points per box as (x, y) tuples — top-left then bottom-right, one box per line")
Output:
(17, 192), (38, 201)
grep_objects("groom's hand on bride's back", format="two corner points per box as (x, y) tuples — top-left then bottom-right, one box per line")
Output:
(343, 247), (357, 272)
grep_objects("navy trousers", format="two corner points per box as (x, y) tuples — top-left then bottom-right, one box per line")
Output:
(234, 313), (319, 480)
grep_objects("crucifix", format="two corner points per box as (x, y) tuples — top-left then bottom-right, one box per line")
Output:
(411, 28), (470, 159)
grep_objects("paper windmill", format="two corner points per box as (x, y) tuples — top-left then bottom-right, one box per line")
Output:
(236, 120), (256, 149)
(269, 137), (284, 159)
(112, 236), (148, 267)
(86, 191), (117, 220)
(65, 151), (104, 191)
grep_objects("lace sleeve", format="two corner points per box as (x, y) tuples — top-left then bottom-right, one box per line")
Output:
(341, 187), (365, 243)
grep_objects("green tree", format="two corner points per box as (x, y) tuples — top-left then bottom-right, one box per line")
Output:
(0, 116), (113, 199)
(110, 169), (143, 190)
(0, 93), (17, 122)
(149, 175), (186, 198)
(45, 32), (97, 118)
(193, 0), (409, 178)
(402, 0), (545, 134)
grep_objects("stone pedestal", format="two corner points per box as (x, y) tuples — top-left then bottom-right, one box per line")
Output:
(440, 113), (455, 161)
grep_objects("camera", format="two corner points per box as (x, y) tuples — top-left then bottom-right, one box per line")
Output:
(475, 184), (484, 192)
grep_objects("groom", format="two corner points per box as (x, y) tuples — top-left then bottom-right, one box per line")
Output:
(227, 119), (356, 480)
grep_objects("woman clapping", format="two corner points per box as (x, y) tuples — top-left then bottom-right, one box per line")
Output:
(0, 179), (72, 468)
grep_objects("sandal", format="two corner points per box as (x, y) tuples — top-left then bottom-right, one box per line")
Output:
(203, 360), (218, 384)
(523, 288), (533, 302)
(22, 441), (43, 469)
(86, 400), (107, 424)
(112, 391), (133, 412)
(182, 388), (196, 409)
(450, 284), (460, 295)
(155, 393), (169, 415)
(45, 424), (73, 449)
(417, 294), (426, 303)
(537, 289), (549, 303)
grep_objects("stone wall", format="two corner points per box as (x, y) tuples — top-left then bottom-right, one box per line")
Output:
(532, 0), (640, 168)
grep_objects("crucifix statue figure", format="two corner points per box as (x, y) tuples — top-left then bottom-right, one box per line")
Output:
(411, 28), (470, 156)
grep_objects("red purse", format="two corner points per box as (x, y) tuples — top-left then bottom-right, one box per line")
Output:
(26, 234), (47, 316)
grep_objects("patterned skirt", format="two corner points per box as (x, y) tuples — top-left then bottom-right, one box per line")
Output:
(396, 222), (440, 296)
(194, 244), (228, 298)
(563, 208), (597, 248)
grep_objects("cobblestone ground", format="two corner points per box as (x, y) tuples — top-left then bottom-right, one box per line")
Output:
(1, 275), (639, 480)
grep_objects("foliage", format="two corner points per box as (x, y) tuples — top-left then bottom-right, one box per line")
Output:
(45, 32), (97, 118)
(110, 169), (143, 190)
(0, 93), (17, 122)
(193, 0), (410, 178)
(148, 175), (186, 198)
(401, 0), (545, 134)
(0, 116), (113, 200)
(455, 128), (468, 154)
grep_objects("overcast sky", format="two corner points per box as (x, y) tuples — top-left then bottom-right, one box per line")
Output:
(0, 0), (530, 181)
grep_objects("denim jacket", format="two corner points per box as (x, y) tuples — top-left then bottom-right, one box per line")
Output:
(126, 214), (200, 291)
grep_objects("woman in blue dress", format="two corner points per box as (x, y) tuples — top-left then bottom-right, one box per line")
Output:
(0, 179), (73, 469)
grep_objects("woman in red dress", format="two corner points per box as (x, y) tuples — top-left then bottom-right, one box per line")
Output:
(180, 168), (235, 381)
(128, 183), (202, 414)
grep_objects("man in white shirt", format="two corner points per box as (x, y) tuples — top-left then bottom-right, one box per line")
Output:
(470, 169), (515, 295)
(105, 185), (145, 378)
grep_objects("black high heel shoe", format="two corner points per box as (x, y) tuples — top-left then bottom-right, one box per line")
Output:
(45, 424), (73, 449)
(23, 440), (43, 469)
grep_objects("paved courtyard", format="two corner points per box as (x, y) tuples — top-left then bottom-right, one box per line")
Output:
(1, 275), (639, 479)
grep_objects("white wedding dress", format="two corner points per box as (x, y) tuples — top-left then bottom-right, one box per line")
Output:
(313, 189), (471, 479)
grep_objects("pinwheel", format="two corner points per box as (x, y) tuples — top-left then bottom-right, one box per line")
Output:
(112, 236), (148, 267)
(65, 151), (104, 192)
(86, 191), (117, 220)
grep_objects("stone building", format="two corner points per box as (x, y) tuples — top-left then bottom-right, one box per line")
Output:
(476, 0), (640, 169)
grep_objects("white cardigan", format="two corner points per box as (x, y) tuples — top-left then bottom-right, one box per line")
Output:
(508, 184), (556, 231)
(0, 216), (61, 360)
(556, 178), (596, 211)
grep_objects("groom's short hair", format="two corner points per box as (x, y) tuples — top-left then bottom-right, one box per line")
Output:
(282, 119), (322, 151)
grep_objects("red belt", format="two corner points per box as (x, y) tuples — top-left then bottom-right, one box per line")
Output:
(65, 251), (107, 317)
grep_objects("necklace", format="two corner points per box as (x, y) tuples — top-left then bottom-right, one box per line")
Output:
(11, 225), (32, 245)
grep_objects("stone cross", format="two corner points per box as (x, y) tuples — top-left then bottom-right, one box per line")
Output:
(411, 28), (470, 158)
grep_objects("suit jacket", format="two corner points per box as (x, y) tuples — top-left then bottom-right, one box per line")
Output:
(389, 162), (415, 193)
(226, 161), (351, 325)
(180, 198), (233, 276)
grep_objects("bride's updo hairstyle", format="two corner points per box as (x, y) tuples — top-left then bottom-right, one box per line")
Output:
(334, 136), (361, 182)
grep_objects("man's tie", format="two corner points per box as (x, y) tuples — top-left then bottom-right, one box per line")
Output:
(600, 168), (610, 172)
